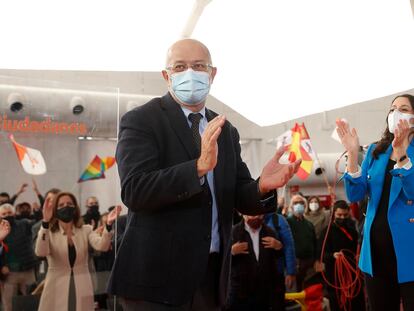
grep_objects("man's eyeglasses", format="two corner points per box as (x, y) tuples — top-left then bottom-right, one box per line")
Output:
(166, 63), (213, 73)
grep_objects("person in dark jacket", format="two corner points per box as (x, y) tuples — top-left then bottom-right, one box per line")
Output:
(0, 203), (37, 311)
(286, 194), (318, 291)
(318, 200), (365, 311)
(107, 38), (301, 311)
(227, 214), (285, 311)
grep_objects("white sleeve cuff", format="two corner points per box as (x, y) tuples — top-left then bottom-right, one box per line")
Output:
(394, 158), (412, 170)
(347, 165), (362, 178)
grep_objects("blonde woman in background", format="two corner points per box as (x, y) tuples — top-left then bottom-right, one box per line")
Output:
(35, 192), (121, 311)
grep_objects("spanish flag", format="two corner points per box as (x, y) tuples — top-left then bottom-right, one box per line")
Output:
(288, 123), (314, 180)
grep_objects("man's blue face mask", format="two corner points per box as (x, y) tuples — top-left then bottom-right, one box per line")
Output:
(170, 69), (211, 105)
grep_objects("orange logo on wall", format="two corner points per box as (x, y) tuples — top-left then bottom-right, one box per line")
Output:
(0, 114), (88, 135)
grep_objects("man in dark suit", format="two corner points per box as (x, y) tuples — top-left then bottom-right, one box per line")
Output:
(107, 38), (301, 310)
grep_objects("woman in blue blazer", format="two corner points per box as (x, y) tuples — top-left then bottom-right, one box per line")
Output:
(336, 94), (414, 311)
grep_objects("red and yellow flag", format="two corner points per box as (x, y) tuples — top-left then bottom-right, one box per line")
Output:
(288, 123), (314, 180)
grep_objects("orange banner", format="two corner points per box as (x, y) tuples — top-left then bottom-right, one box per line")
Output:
(0, 115), (87, 135)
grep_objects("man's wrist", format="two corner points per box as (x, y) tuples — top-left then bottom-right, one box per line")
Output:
(196, 159), (208, 177)
(258, 180), (268, 196)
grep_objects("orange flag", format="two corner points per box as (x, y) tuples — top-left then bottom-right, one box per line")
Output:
(288, 123), (314, 180)
(9, 134), (47, 175)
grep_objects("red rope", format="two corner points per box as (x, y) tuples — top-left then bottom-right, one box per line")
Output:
(319, 207), (363, 311)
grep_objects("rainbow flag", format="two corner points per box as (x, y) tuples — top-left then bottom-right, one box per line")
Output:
(78, 155), (116, 183)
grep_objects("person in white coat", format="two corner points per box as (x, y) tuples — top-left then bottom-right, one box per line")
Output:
(35, 191), (121, 311)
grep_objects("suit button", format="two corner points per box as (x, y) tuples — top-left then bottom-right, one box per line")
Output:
(399, 174), (403, 178)
(407, 200), (413, 205)
(409, 218), (414, 223)
(205, 234), (211, 241)
(177, 194), (182, 200)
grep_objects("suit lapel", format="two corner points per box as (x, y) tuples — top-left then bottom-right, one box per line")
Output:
(389, 142), (414, 208)
(258, 227), (266, 265)
(206, 108), (225, 212)
(161, 93), (199, 159)
(369, 146), (392, 212)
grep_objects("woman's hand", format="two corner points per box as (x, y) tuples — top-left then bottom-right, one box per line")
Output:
(336, 119), (360, 173)
(392, 119), (411, 158)
(42, 197), (53, 223)
(336, 119), (360, 154)
(107, 205), (122, 226)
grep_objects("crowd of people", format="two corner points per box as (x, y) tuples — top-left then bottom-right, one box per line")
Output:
(0, 183), (370, 311)
(0, 182), (121, 311)
(1, 36), (413, 311)
(0, 183), (370, 310)
(227, 191), (367, 311)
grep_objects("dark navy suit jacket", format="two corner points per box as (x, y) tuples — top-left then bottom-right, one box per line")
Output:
(107, 93), (276, 305)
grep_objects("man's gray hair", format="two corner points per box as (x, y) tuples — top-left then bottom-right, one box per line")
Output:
(0, 203), (15, 214)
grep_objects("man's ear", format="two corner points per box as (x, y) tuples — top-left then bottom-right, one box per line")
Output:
(210, 67), (217, 83)
(162, 70), (169, 82)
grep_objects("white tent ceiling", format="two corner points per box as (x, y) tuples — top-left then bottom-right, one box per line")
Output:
(0, 0), (413, 126)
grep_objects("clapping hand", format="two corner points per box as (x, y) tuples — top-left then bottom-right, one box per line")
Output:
(107, 205), (122, 226)
(197, 115), (226, 177)
(335, 119), (360, 155)
(258, 147), (301, 194)
(392, 119), (412, 158)
(42, 197), (54, 223)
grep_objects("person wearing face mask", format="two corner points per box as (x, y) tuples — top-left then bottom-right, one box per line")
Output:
(0, 203), (38, 311)
(317, 200), (364, 311)
(304, 196), (330, 240)
(286, 194), (317, 291)
(15, 202), (33, 220)
(108, 38), (301, 311)
(336, 94), (414, 311)
(83, 196), (101, 230)
(35, 192), (121, 311)
(227, 214), (285, 310)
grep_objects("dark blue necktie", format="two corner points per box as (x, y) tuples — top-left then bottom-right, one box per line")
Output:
(188, 113), (203, 154)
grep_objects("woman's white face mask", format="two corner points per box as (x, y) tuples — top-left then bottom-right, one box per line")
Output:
(309, 202), (319, 212)
(387, 110), (414, 134)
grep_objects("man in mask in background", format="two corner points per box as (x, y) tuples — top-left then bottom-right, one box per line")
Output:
(318, 200), (365, 311)
(83, 196), (101, 230)
(286, 194), (317, 291)
(108, 38), (301, 311)
(227, 214), (285, 310)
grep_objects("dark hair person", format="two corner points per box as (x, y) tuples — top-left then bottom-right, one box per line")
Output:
(336, 94), (414, 311)
(35, 192), (121, 311)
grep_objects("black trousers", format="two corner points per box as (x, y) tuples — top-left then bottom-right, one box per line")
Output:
(365, 274), (414, 311)
(120, 253), (221, 311)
